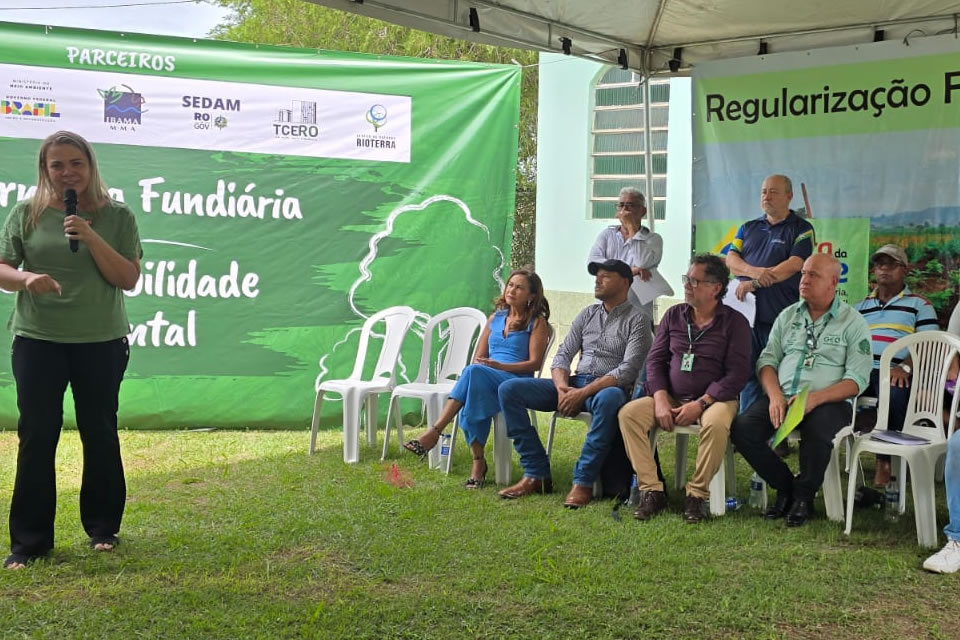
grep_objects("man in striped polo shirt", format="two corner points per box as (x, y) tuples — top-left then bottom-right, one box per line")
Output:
(854, 244), (939, 486)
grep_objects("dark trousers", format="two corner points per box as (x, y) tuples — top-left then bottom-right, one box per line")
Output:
(730, 395), (851, 501)
(9, 336), (130, 557)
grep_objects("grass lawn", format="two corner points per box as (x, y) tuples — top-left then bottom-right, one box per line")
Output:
(0, 419), (958, 639)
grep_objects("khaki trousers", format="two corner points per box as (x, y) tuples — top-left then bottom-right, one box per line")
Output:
(618, 395), (739, 499)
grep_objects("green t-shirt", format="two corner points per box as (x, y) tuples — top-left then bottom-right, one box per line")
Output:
(0, 200), (142, 343)
(757, 296), (873, 397)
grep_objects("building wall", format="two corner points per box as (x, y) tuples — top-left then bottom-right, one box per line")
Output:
(535, 53), (692, 346)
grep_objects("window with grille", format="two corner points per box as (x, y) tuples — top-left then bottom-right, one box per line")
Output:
(590, 69), (669, 221)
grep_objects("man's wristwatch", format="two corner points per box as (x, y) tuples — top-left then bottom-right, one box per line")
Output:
(698, 397), (711, 411)
(750, 279), (761, 289)
(898, 363), (912, 375)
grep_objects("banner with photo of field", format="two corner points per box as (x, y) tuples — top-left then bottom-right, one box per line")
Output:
(0, 22), (521, 428)
(692, 34), (960, 322)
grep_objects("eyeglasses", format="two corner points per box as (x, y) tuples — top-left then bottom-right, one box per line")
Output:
(616, 201), (641, 209)
(681, 275), (719, 288)
(806, 324), (818, 351)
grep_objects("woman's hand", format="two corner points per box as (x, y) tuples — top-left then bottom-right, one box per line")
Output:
(474, 357), (502, 370)
(24, 273), (61, 295)
(64, 215), (97, 245)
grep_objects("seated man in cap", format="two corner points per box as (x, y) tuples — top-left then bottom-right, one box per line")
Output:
(620, 254), (751, 523)
(497, 259), (651, 508)
(854, 244), (939, 486)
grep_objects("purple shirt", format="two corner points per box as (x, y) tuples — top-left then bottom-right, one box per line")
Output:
(644, 302), (752, 403)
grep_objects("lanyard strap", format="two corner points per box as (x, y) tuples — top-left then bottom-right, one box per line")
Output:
(686, 322), (709, 353)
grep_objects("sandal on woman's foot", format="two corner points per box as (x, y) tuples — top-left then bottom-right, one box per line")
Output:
(3, 553), (36, 569)
(403, 426), (443, 461)
(89, 536), (119, 552)
(465, 458), (488, 490)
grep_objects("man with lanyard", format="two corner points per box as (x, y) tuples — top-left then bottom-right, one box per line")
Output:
(619, 254), (751, 523)
(730, 254), (872, 527)
(854, 244), (939, 486)
(725, 175), (815, 421)
(498, 259), (651, 508)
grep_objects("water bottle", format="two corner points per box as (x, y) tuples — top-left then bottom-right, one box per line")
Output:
(748, 472), (765, 509)
(628, 474), (642, 506)
(884, 476), (900, 523)
(438, 433), (452, 468)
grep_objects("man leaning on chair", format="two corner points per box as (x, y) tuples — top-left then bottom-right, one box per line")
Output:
(620, 254), (751, 524)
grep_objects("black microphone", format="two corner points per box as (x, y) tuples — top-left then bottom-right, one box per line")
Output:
(64, 188), (79, 253)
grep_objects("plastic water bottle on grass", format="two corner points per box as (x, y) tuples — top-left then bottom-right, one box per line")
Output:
(628, 474), (641, 506)
(438, 433), (451, 468)
(884, 476), (900, 523)
(748, 472), (765, 509)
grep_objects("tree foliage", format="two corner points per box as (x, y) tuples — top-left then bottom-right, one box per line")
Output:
(210, 0), (538, 267)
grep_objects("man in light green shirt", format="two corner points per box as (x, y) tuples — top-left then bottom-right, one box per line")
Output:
(731, 253), (872, 527)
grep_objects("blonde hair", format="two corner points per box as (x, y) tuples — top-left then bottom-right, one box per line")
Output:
(29, 131), (110, 228)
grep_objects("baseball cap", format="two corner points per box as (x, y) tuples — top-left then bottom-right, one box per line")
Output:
(870, 244), (908, 267)
(588, 259), (633, 282)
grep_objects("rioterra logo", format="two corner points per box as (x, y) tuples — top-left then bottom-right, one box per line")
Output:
(99, 85), (146, 127)
(0, 100), (60, 119)
(273, 100), (318, 139)
(366, 104), (387, 131)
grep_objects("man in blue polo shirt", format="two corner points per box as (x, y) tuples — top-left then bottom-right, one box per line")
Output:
(725, 174), (815, 419)
(854, 244), (939, 486)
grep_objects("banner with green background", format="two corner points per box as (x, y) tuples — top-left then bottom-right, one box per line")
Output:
(0, 22), (520, 428)
(693, 34), (960, 323)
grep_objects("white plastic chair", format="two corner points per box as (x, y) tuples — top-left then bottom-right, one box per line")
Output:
(380, 307), (488, 463)
(844, 331), (960, 547)
(650, 423), (737, 517)
(450, 323), (555, 484)
(309, 306), (417, 463)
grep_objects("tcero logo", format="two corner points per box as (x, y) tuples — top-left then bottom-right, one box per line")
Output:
(366, 104), (387, 131)
(0, 100), (60, 119)
(273, 100), (318, 139)
(98, 84), (146, 126)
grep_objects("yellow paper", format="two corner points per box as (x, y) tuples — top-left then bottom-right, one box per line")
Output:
(770, 385), (809, 448)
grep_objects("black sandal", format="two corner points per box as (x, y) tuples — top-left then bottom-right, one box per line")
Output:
(3, 553), (36, 569)
(465, 457), (488, 490)
(403, 426), (442, 461)
(89, 535), (119, 552)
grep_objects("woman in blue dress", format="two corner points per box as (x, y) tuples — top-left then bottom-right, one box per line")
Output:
(404, 268), (551, 488)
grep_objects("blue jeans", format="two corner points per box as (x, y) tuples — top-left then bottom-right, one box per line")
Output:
(945, 432), (960, 542)
(498, 374), (627, 486)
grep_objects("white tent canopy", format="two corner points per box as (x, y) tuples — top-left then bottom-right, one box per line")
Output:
(306, 0), (960, 73)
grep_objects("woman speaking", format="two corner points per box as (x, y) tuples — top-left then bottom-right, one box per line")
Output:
(0, 131), (142, 569)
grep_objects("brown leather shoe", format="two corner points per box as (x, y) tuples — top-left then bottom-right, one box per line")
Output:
(683, 495), (706, 524)
(563, 484), (593, 509)
(633, 490), (667, 520)
(498, 476), (553, 499)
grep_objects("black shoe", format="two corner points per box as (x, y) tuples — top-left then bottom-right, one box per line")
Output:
(682, 495), (706, 524)
(633, 490), (668, 521)
(785, 498), (814, 527)
(764, 491), (793, 520)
